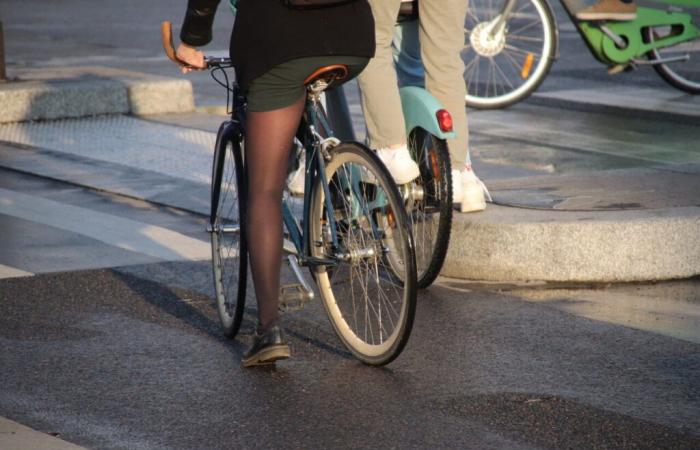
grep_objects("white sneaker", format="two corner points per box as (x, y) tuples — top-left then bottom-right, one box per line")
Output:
(452, 168), (491, 213)
(287, 154), (306, 196)
(375, 146), (420, 185)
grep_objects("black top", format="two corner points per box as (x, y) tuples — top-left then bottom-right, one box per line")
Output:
(180, 0), (375, 90)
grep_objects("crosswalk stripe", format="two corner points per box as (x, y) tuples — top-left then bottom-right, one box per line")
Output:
(0, 416), (87, 450)
(0, 264), (34, 280)
(0, 188), (210, 262)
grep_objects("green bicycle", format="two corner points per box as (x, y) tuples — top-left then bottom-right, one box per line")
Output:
(458, 0), (700, 108)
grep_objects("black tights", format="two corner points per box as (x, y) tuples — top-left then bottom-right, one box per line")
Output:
(245, 95), (306, 332)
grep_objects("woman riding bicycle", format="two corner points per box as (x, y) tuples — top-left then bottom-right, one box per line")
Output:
(175, 0), (375, 367)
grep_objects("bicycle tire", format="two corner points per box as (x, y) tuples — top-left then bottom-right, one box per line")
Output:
(403, 128), (452, 288)
(644, 20), (700, 95)
(309, 142), (417, 366)
(210, 132), (248, 339)
(463, 0), (557, 109)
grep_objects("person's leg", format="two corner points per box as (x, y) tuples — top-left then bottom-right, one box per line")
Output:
(418, 0), (470, 170)
(357, 0), (405, 150)
(393, 19), (424, 88)
(245, 96), (306, 333)
(419, 0), (490, 212)
(356, 0), (419, 184)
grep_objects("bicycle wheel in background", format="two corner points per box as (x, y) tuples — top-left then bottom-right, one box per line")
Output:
(210, 134), (248, 339)
(309, 143), (417, 366)
(402, 128), (452, 288)
(463, 0), (557, 109)
(645, 14), (700, 94)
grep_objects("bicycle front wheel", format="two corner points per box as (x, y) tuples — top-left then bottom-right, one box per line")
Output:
(645, 15), (700, 94)
(404, 128), (452, 288)
(463, 0), (557, 109)
(210, 134), (247, 339)
(309, 143), (417, 366)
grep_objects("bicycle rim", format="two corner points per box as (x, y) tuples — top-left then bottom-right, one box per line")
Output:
(645, 15), (700, 94)
(464, 0), (556, 108)
(310, 143), (417, 365)
(210, 137), (247, 339)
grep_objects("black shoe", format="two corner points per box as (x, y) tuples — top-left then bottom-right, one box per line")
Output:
(242, 325), (291, 367)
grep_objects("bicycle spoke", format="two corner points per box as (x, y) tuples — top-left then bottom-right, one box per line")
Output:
(508, 19), (543, 38)
(313, 147), (415, 358)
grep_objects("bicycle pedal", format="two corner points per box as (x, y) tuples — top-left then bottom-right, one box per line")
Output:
(279, 284), (313, 312)
(607, 64), (627, 75)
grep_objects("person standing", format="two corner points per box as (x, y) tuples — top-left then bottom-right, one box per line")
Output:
(357, 0), (489, 213)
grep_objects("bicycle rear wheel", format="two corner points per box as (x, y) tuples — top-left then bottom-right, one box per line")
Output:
(403, 128), (452, 288)
(645, 15), (700, 94)
(210, 133), (248, 339)
(309, 143), (417, 366)
(463, 0), (557, 109)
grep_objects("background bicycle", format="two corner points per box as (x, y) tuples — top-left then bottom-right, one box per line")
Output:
(461, 0), (700, 108)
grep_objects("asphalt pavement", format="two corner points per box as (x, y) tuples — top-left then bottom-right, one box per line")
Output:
(1, 262), (699, 449)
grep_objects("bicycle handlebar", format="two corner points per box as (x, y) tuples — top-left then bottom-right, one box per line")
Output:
(160, 21), (231, 69)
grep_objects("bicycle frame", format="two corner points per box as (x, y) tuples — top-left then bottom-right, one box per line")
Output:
(578, 4), (699, 65)
(512, 0), (700, 65)
(281, 96), (341, 268)
(494, 0), (699, 66)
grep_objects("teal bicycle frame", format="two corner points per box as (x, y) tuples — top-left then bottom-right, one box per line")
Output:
(281, 94), (387, 268)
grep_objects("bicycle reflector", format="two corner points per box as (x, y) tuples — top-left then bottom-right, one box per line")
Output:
(521, 53), (535, 79)
(436, 109), (453, 132)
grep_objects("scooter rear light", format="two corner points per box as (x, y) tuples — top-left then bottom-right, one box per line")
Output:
(436, 109), (453, 132)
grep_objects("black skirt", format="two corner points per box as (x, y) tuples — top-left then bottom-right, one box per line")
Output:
(180, 0), (375, 91)
(231, 0), (375, 90)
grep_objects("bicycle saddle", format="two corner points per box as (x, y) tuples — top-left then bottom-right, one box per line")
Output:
(304, 65), (349, 89)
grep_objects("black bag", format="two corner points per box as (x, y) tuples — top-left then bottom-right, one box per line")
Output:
(282, 0), (358, 9)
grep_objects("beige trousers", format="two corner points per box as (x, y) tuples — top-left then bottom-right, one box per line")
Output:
(357, 0), (470, 169)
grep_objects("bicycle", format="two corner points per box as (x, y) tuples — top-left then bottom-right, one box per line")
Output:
(459, 0), (700, 108)
(325, 86), (454, 290)
(324, 9), (458, 289)
(161, 22), (418, 366)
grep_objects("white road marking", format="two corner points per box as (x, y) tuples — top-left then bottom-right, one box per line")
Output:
(0, 188), (210, 262)
(0, 264), (34, 280)
(0, 416), (87, 450)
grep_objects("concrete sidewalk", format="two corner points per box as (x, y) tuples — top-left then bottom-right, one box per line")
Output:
(0, 66), (194, 122)
(0, 66), (698, 283)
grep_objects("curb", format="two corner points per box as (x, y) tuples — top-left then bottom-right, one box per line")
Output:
(444, 204), (700, 283)
(1, 118), (698, 284)
(0, 66), (194, 123)
(529, 85), (700, 124)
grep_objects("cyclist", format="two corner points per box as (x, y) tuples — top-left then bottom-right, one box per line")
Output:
(175, 0), (375, 367)
(357, 0), (490, 213)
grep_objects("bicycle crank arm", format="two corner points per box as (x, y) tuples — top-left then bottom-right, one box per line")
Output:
(599, 25), (627, 49)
